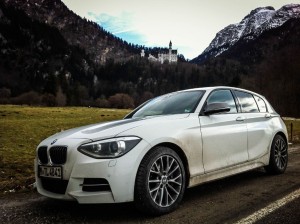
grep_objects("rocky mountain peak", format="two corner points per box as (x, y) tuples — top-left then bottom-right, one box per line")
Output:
(192, 4), (300, 64)
(247, 6), (275, 18)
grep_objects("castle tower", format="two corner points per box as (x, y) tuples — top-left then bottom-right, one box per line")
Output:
(141, 49), (145, 57)
(169, 40), (172, 61)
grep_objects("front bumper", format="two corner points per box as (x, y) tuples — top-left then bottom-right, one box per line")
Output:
(35, 139), (151, 203)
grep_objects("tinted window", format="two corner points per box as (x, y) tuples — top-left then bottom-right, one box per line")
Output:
(206, 90), (237, 113)
(132, 91), (204, 118)
(234, 91), (259, 113)
(254, 95), (267, 112)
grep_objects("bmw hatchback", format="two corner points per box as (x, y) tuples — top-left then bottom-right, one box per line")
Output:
(35, 86), (288, 215)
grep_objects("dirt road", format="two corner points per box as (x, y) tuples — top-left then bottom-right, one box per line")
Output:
(1, 145), (299, 224)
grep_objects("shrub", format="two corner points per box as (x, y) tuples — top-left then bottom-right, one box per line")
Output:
(0, 87), (11, 104)
(12, 91), (41, 105)
(108, 93), (134, 109)
(95, 98), (111, 108)
(42, 93), (56, 106)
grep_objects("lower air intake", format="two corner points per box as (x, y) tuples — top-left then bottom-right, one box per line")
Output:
(81, 178), (111, 192)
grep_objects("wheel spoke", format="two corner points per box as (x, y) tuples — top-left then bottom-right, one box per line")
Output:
(150, 169), (160, 175)
(160, 157), (164, 173)
(169, 173), (181, 181)
(167, 158), (175, 174)
(280, 157), (286, 166)
(164, 186), (168, 206)
(278, 159), (283, 169)
(153, 161), (160, 173)
(159, 187), (164, 206)
(149, 179), (161, 183)
(168, 165), (179, 176)
(165, 186), (175, 202)
(166, 156), (170, 173)
(280, 140), (284, 150)
(153, 186), (160, 202)
(167, 183), (180, 195)
(150, 185), (160, 194)
(275, 157), (280, 167)
(275, 139), (280, 148)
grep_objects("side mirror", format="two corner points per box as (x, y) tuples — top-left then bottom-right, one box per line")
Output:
(204, 102), (230, 115)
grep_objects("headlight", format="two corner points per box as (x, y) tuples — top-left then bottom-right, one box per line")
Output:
(78, 136), (141, 158)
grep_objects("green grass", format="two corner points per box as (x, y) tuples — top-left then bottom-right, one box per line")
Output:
(0, 105), (299, 193)
(0, 105), (130, 193)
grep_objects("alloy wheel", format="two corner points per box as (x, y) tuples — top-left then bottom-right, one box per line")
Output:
(148, 155), (183, 207)
(274, 137), (288, 170)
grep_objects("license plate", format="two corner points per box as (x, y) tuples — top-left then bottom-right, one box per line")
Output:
(38, 165), (62, 179)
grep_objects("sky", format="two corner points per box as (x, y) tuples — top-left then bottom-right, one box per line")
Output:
(62, 0), (299, 60)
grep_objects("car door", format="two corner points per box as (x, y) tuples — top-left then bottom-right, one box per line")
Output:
(233, 91), (273, 160)
(199, 89), (248, 173)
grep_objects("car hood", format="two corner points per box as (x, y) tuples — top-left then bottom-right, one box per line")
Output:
(40, 114), (189, 145)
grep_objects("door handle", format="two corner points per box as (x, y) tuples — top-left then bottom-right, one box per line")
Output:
(265, 114), (271, 119)
(236, 116), (245, 122)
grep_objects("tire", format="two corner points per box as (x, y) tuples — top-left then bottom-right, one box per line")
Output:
(265, 134), (288, 175)
(134, 146), (186, 215)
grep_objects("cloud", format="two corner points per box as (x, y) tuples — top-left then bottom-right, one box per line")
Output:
(87, 10), (200, 58)
(87, 11), (146, 45)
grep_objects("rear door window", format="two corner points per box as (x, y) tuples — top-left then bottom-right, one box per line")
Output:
(234, 91), (259, 113)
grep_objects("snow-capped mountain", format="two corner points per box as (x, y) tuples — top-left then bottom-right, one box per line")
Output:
(191, 4), (300, 64)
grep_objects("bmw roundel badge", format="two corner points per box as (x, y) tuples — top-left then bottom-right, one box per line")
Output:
(51, 139), (58, 145)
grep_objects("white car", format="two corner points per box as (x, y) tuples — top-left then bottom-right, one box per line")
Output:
(35, 86), (288, 215)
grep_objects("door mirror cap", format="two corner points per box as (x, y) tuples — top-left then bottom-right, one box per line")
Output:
(204, 103), (231, 115)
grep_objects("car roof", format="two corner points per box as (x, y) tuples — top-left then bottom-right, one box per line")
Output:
(181, 86), (265, 98)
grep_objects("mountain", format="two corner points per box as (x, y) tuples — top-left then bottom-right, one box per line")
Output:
(191, 4), (300, 64)
(1, 0), (140, 64)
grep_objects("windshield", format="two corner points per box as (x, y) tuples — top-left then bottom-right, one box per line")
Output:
(131, 90), (204, 118)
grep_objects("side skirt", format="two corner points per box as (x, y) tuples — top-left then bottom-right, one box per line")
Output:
(188, 153), (269, 188)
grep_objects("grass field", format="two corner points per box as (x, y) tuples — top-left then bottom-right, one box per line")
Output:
(0, 105), (299, 193)
(0, 105), (130, 193)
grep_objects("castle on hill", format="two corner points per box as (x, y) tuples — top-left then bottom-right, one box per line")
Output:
(141, 41), (178, 64)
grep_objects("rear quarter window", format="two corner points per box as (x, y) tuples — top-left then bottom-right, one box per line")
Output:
(254, 95), (267, 112)
(234, 91), (259, 113)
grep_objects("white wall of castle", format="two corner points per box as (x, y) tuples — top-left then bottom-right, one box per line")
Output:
(141, 42), (178, 64)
